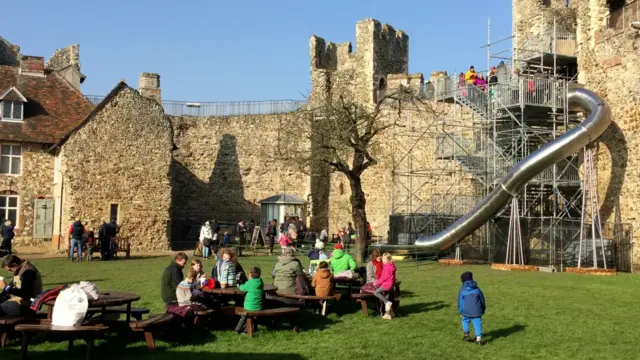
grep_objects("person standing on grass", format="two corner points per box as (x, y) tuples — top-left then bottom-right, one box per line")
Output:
(0, 220), (14, 255)
(161, 252), (188, 305)
(458, 271), (486, 346)
(68, 219), (86, 262)
(235, 267), (263, 334)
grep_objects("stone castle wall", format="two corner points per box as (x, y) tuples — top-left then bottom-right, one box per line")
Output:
(59, 85), (174, 252)
(0, 143), (55, 247)
(574, 0), (640, 265)
(169, 114), (310, 228)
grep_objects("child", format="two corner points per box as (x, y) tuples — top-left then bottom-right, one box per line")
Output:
(176, 269), (199, 306)
(235, 267), (264, 334)
(278, 230), (292, 255)
(312, 261), (333, 297)
(217, 248), (237, 288)
(86, 231), (96, 261)
(223, 231), (230, 246)
(458, 271), (486, 345)
(190, 259), (207, 283)
(374, 253), (396, 320)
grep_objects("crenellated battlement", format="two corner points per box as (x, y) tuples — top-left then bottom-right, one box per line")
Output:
(310, 18), (410, 105)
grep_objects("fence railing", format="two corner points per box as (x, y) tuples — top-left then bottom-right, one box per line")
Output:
(607, 0), (639, 30)
(86, 95), (308, 117)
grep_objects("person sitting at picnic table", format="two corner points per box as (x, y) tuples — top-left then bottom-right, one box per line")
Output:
(0, 255), (43, 316)
(161, 252), (188, 305)
(176, 269), (202, 306)
(366, 248), (383, 285)
(271, 247), (304, 300)
(312, 261), (333, 297)
(236, 267), (264, 334)
(330, 243), (357, 274)
(216, 248), (237, 288)
(307, 239), (328, 261)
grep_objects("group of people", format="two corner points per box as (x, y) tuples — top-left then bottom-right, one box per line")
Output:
(68, 218), (120, 262)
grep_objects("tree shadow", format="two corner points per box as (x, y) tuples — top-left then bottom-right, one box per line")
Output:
(170, 133), (259, 249)
(396, 301), (449, 317)
(484, 324), (527, 343)
(399, 290), (416, 298)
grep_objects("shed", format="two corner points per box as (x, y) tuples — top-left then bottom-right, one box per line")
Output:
(259, 192), (309, 230)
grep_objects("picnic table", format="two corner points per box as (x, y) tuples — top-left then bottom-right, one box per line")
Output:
(333, 276), (363, 295)
(45, 291), (141, 322)
(203, 284), (278, 296)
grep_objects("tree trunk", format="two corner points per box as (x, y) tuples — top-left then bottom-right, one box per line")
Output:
(348, 175), (369, 263)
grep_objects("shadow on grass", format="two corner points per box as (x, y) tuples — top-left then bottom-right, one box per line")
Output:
(400, 290), (416, 298)
(484, 324), (527, 343)
(44, 279), (107, 286)
(0, 348), (307, 360)
(397, 301), (449, 317)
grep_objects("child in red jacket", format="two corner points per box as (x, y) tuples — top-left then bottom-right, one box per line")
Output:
(374, 253), (396, 320)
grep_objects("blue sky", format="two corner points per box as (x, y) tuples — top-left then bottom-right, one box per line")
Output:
(4, 0), (512, 101)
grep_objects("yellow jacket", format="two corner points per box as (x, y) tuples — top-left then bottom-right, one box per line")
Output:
(465, 70), (477, 84)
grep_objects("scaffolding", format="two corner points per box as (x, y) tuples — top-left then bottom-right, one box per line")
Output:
(389, 18), (633, 271)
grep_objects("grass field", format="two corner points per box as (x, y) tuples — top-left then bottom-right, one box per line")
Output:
(1, 254), (637, 360)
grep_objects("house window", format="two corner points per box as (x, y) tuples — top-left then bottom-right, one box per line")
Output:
(607, 0), (628, 29)
(0, 194), (19, 225)
(109, 203), (119, 223)
(0, 144), (21, 175)
(1, 101), (23, 121)
(541, 0), (551, 6)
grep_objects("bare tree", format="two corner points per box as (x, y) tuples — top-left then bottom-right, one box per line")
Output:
(274, 78), (440, 262)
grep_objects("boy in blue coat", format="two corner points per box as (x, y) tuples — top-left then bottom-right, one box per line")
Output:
(458, 271), (486, 345)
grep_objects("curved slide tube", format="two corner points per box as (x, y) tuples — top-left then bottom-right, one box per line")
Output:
(385, 87), (611, 251)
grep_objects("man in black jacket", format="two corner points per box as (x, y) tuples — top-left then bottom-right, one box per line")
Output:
(161, 252), (188, 305)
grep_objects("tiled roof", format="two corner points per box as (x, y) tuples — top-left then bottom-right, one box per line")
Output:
(0, 65), (94, 144)
(259, 192), (308, 204)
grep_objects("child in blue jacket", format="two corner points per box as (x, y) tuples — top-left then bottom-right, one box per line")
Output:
(458, 271), (486, 345)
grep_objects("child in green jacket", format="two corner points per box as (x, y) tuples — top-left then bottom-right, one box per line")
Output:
(235, 267), (264, 334)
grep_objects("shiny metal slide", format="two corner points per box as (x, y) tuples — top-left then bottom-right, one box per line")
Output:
(388, 88), (611, 250)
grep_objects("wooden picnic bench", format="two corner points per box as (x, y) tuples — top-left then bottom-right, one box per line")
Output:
(235, 307), (300, 337)
(15, 324), (108, 360)
(86, 306), (149, 321)
(129, 313), (174, 350)
(113, 237), (131, 259)
(352, 281), (402, 317)
(275, 293), (339, 316)
(1, 317), (26, 347)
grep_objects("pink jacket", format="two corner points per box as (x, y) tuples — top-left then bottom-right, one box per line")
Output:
(375, 262), (396, 290)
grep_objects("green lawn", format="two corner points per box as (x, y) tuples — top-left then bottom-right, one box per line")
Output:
(1, 255), (637, 360)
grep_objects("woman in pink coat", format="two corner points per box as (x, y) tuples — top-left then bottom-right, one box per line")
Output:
(374, 253), (397, 320)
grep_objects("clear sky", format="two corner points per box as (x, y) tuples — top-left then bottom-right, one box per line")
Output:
(3, 0), (512, 102)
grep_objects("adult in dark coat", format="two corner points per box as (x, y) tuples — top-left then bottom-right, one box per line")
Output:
(99, 221), (111, 260)
(161, 252), (188, 305)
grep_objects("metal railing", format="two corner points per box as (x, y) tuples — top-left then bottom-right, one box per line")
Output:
(519, 30), (577, 59)
(86, 95), (308, 117)
(489, 76), (566, 110)
(607, 0), (639, 30)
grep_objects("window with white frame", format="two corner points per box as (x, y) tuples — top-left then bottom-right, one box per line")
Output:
(0, 144), (22, 175)
(0, 194), (19, 225)
(1, 101), (24, 121)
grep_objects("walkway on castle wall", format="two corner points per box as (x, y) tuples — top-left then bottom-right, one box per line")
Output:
(86, 96), (308, 117)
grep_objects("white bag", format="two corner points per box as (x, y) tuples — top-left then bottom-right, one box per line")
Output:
(334, 270), (356, 279)
(77, 281), (99, 300)
(51, 284), (89, 326)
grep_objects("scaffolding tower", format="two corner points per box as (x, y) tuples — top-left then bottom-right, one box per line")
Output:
(389, 18), (630, 270)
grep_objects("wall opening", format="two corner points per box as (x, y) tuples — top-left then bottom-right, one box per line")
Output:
(109, 203), (120, 223)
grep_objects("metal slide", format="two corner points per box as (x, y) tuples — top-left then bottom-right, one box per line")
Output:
(390, 88), (611, 251)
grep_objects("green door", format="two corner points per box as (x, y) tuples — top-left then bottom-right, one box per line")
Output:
(33, 199), (54, 239)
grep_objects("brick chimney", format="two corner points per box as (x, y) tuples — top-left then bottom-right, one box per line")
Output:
(19, 55), (45, 76)
(139, 73), (161, 103)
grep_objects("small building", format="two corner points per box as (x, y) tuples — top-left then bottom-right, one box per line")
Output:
(258, 192), (308, 230)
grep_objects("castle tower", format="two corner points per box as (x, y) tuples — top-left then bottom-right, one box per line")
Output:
(139, 72), (161, 103)
(309, 18), (410, 105)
